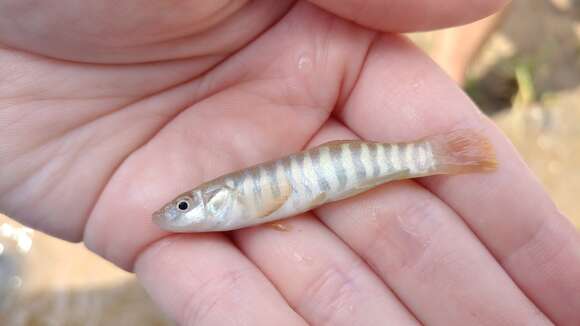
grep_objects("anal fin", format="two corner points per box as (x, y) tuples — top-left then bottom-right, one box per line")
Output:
(308, 193), (328, 209)
(336, 170), (411, 200)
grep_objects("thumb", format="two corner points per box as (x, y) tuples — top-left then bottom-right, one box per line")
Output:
(0, 0), (292, 63)
(308, 0), (510, 32)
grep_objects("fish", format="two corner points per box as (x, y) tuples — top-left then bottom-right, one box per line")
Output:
(153, 129), (497, 232)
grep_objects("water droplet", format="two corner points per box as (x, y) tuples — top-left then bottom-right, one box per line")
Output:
(293, 252), (313, 265)
(0, 223), (34, 253)
(297, 54), (313, 72)
(409, 80), (423, 89)
(9, 276), (22, 288)
(293, 252), (304, 262)
(369, 207), (380, 225)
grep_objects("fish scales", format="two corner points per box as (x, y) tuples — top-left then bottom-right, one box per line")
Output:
(241, 141), (420, 222)
(205, 141), (430, 229)
(153, 130), (497, 232)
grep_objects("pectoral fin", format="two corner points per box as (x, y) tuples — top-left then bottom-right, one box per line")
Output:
(256, 183), (292, 219)
(204, 186), (233, 219)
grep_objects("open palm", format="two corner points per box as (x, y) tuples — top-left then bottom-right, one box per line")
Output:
(1, 1), (579, 325)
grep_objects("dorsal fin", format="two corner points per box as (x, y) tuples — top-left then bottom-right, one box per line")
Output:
(314, 139), (364, 149)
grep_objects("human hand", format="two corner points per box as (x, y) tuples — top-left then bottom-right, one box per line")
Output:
(1, 1), (579, 325)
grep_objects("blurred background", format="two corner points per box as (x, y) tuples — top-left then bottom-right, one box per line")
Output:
(1, 0), (579, 324)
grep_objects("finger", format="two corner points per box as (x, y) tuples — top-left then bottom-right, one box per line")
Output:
(84, 3), (373, 269)
(135, 233), (307, 325)
(0, 46), (221, 241)
(0, 0), (293, 63)
(309, 120), (552, 325)
(337, 34), (580, 325)
(233, 213), (420, 325)
(309, 0), (509, 32)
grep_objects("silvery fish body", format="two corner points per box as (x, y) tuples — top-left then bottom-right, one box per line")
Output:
(153, 130), (496, 232)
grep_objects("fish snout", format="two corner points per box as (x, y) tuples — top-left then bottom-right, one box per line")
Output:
(152, 209), (165, 226)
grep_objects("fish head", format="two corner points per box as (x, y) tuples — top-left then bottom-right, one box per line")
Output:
(153, 185), (235, 232)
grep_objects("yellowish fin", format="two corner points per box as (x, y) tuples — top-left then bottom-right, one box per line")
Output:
(429, 129), (498, 174)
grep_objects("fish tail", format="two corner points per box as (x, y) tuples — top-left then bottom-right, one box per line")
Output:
(428, 129), (497, 174)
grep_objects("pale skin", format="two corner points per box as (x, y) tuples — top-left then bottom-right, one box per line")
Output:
(1, 1), (579, 325)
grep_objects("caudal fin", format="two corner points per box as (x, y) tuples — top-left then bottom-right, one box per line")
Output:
(429, 129), (497, 174)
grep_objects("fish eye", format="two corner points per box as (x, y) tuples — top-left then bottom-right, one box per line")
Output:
(176, 199), (191, 211)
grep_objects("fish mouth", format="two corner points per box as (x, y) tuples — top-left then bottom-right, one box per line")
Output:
(152, 209), (164, 226)
(152, 206), (180, 229)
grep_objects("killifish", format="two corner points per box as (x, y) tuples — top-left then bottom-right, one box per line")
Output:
(153, 130), (497, 232)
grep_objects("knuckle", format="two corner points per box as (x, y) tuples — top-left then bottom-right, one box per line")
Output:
(363, 195), (445, 275)
(181, 268), (248, 325)
(299, 262), (362, 326)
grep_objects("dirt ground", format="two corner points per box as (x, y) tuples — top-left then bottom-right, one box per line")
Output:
(1, 1), (579, 324)
(411, 0), (580, 226)
(411, 0), (580, 115)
